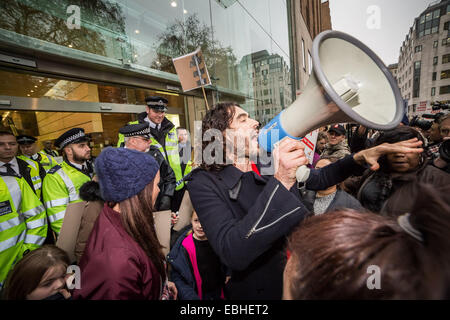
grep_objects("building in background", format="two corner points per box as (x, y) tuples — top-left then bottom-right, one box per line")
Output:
(388, 63), (399, 82)
(0, 0), (295, 152)
(397, 0), (450, 117)
(289, 0), (332, 98)
(238, 50), (292, 125)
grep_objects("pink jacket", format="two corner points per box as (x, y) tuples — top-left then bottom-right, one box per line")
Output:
(182, 233), (225, 300)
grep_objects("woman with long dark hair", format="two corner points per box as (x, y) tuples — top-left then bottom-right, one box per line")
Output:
(73, 147), (170, 300)
(284, 183), (450, 299)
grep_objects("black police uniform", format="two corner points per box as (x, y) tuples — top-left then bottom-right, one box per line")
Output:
(119, 122), (176, 211)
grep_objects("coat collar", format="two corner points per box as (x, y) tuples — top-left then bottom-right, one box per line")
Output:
(63, 160), (93, 179)
(217, 164), (267, 190)
(138, 112), (174, 134)
(325, 140), (349, 152)
(187, 163), (268, 191)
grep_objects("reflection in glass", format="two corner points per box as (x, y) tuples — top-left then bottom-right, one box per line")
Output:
(0, 0), (134, 62)
(1, 0), (294, 127)
(150, 13), (238, 92)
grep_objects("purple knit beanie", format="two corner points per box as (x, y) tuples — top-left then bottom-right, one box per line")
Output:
(95, 147), (159, 202)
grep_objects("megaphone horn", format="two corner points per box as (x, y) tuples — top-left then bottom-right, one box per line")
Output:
(258, 30), (403, 181)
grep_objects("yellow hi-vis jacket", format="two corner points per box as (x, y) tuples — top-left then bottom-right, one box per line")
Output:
(17, 153), (56, 174)
(42, 161), (91, 236)
(117, 114), (190, 191)
(0, 173), (47, 289)
(16, 156), (44, 199)
(37, 152), (57, 172)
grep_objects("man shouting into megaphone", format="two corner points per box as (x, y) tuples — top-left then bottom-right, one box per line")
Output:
(186, 102), (423, 300)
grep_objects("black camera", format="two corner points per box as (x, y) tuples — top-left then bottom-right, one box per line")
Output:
(439, 139), (450, 163)
(432, 102), (449, 111)
(410, 116), (433, 131)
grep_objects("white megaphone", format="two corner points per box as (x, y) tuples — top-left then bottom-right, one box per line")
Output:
(258, 30), (403, 182)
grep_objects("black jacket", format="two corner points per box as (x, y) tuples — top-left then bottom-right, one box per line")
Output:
(137, 112), (175, 154)
(349, 125), (377, 154)
(17, 157), (46, 198)
(147, 145), (176, 210)
(167, 229), (201, 300)
(186, 155), (365, 299)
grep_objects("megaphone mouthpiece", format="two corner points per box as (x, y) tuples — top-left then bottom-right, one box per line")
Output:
(334, 75), (360, 104)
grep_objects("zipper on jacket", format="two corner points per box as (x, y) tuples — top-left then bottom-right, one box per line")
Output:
(245, 185), (301, 239)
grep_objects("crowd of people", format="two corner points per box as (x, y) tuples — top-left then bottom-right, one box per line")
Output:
(0, 97), (449, 300)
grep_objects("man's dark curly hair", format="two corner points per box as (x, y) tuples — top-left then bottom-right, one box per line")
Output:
(199, 102), (237, 171)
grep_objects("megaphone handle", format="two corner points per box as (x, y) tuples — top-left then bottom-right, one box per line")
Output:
(296, 165), (311, 183)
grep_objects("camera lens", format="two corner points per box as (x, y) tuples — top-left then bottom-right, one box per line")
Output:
(410, 117), (433, 131)
(439, 140), (450, 163)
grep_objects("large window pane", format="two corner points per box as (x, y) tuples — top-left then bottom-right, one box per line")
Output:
(0, 0), (292, 124)
(0, 0), (130, 61)
(210, 0), (292, 125)
(433, 9), (440, 19)
(440, 85), (450, 95)
(443, 54), (450, 64)
(0, 69), (187, 133)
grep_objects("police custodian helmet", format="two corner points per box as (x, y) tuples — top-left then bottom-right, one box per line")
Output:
(145, 96), (168, 112)
(54, 128), (89, 149)
(119, 122), (151, 139)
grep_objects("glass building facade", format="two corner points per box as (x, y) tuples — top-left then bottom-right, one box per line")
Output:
(0, 0), (294, 147)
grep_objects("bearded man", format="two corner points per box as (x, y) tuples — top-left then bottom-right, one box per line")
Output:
(42, 128), (92, 236)
(187, 102), (424, 300)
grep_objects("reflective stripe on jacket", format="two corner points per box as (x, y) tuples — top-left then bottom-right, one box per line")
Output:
(176, 160), (192, 188)
(152, 125), (185, 190)
(16, 156), (43, 199)
(42, 161), (91, 235)
(0, 174), (47, 289)
(37, 151), (57, 172)
(117, 118), (187, 190)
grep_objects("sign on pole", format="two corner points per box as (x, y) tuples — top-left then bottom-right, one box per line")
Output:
(172, 48), (211, 92)
(301, 129), (319, 165)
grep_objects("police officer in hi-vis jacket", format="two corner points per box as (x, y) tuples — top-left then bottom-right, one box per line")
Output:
(42, 128), (92, 237)
(117, 96), (189, 211)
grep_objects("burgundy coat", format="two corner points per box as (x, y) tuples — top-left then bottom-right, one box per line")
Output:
(73, 204), (162, 300)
